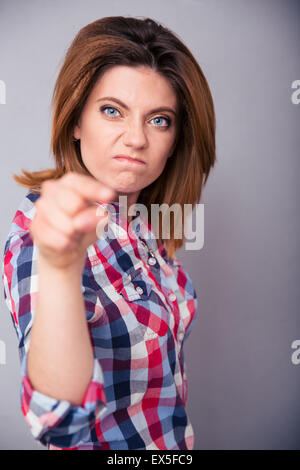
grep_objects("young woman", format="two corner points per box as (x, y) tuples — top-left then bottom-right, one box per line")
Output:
(2, 16), (216, 450)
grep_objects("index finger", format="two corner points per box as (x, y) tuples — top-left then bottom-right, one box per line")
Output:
(60, 172), (117, 204)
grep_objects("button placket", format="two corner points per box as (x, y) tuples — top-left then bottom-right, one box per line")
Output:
(137, 236), (158, 267)
(168, 292), (177, 302)
(115, 266), (153, 302)
(148, 257), (157, 266)
(135, 285), (144, 295)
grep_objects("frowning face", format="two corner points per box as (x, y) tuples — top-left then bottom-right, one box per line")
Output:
(73, 64), (178, 208)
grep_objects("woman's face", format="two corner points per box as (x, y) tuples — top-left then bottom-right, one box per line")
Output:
(74, 65), (178, 207)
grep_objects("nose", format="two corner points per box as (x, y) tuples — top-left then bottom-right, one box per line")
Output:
(122, 116), (148, 149)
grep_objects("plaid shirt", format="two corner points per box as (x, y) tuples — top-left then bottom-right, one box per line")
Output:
(2, 191), (199, 450)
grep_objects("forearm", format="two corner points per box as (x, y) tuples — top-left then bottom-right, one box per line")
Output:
(27, 253), (94, 406)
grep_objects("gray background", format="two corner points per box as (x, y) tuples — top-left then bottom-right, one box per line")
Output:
(0, 0), (299, 450)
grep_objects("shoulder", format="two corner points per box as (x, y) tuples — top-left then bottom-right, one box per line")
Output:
(3, 190), (40, 256)
(8, 190), (41, 235)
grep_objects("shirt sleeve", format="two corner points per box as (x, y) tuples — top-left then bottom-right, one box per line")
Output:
(178, 304), (198, 408)
(2, 229), (108, 449)
(172, 255), (199, 408)
(172, 254), (199, 337)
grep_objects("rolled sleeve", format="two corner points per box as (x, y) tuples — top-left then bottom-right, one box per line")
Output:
(20, 354), (107, 448)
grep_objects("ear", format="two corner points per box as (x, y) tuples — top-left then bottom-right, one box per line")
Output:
(73, 123), (81, 140)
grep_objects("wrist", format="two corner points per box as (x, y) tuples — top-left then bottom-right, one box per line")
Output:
(37, 250), (86, 278)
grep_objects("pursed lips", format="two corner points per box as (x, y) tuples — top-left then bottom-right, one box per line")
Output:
(113, 155), (145, 164)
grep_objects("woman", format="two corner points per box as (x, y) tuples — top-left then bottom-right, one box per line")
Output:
(2, 16), (216, 450)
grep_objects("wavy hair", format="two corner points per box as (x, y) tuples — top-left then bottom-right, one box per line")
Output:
(13, 15), (216, 258)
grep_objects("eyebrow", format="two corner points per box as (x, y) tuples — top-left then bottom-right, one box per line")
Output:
(96, 96), (177, 116)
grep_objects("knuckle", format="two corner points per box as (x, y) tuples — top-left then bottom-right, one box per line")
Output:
(68, 194), (82, 213)
(28, 218), (35, 236)
(41, 179), (52, 190)
(41, 179), (55, 195)
(64, 172), (77, 184)
(54, 235), (70, 252)
(34, 197), (47, 216)
(34, 198), (43, 216)
(63, 220), (75, 238)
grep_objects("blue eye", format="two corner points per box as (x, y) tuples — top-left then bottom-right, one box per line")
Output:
(100, 106), (120, 117)
(151, 116), (171, 128)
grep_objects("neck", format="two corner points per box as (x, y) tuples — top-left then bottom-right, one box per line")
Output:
(116, 190), (142, 223)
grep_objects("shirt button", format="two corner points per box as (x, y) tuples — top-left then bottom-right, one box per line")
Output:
(178, 332), (184, 342)
(135, 286), (144, 295)
(168, 292), (177, 302)
(148, 257), (157, 266)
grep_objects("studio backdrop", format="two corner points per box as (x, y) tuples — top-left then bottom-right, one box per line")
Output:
(0, 0), (299, 450)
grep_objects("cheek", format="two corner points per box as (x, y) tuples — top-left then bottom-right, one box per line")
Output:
(81, 123), (112, 158)
(154, 140), (174, 167)
(146, 154), (169, 183)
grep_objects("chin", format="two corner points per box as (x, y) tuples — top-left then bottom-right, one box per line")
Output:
(113, 178), (144, 193)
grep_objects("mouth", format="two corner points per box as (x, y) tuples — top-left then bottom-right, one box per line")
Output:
(113, 155), (145, 165)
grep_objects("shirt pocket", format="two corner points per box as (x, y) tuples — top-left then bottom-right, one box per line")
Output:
(114, 266), (153, 302)
(114, 266), (170, 340)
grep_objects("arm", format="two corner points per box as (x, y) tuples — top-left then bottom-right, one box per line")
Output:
(2, 174), (116, 448)
(27, 254), (94, 406)
(27, 172), (115, 406)
(2, 229), (107, 448)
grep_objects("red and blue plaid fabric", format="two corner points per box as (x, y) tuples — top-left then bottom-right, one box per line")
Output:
(2, 191), (199, 450)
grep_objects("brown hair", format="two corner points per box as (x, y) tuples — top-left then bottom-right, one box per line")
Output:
(13, 15), (216, 258)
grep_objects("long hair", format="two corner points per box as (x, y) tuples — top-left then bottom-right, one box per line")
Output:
(13, 16), (217, 258)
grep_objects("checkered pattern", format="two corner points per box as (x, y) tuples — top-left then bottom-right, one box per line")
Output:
(2, 191), (199, 450)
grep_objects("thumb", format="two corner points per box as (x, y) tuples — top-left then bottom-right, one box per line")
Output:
(73, 205), (110, 249)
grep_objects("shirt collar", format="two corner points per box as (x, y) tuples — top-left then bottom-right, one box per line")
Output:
(86, 199), (160, 267)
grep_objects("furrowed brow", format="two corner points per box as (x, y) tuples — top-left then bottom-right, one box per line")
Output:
(96, 96), (177, 116)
